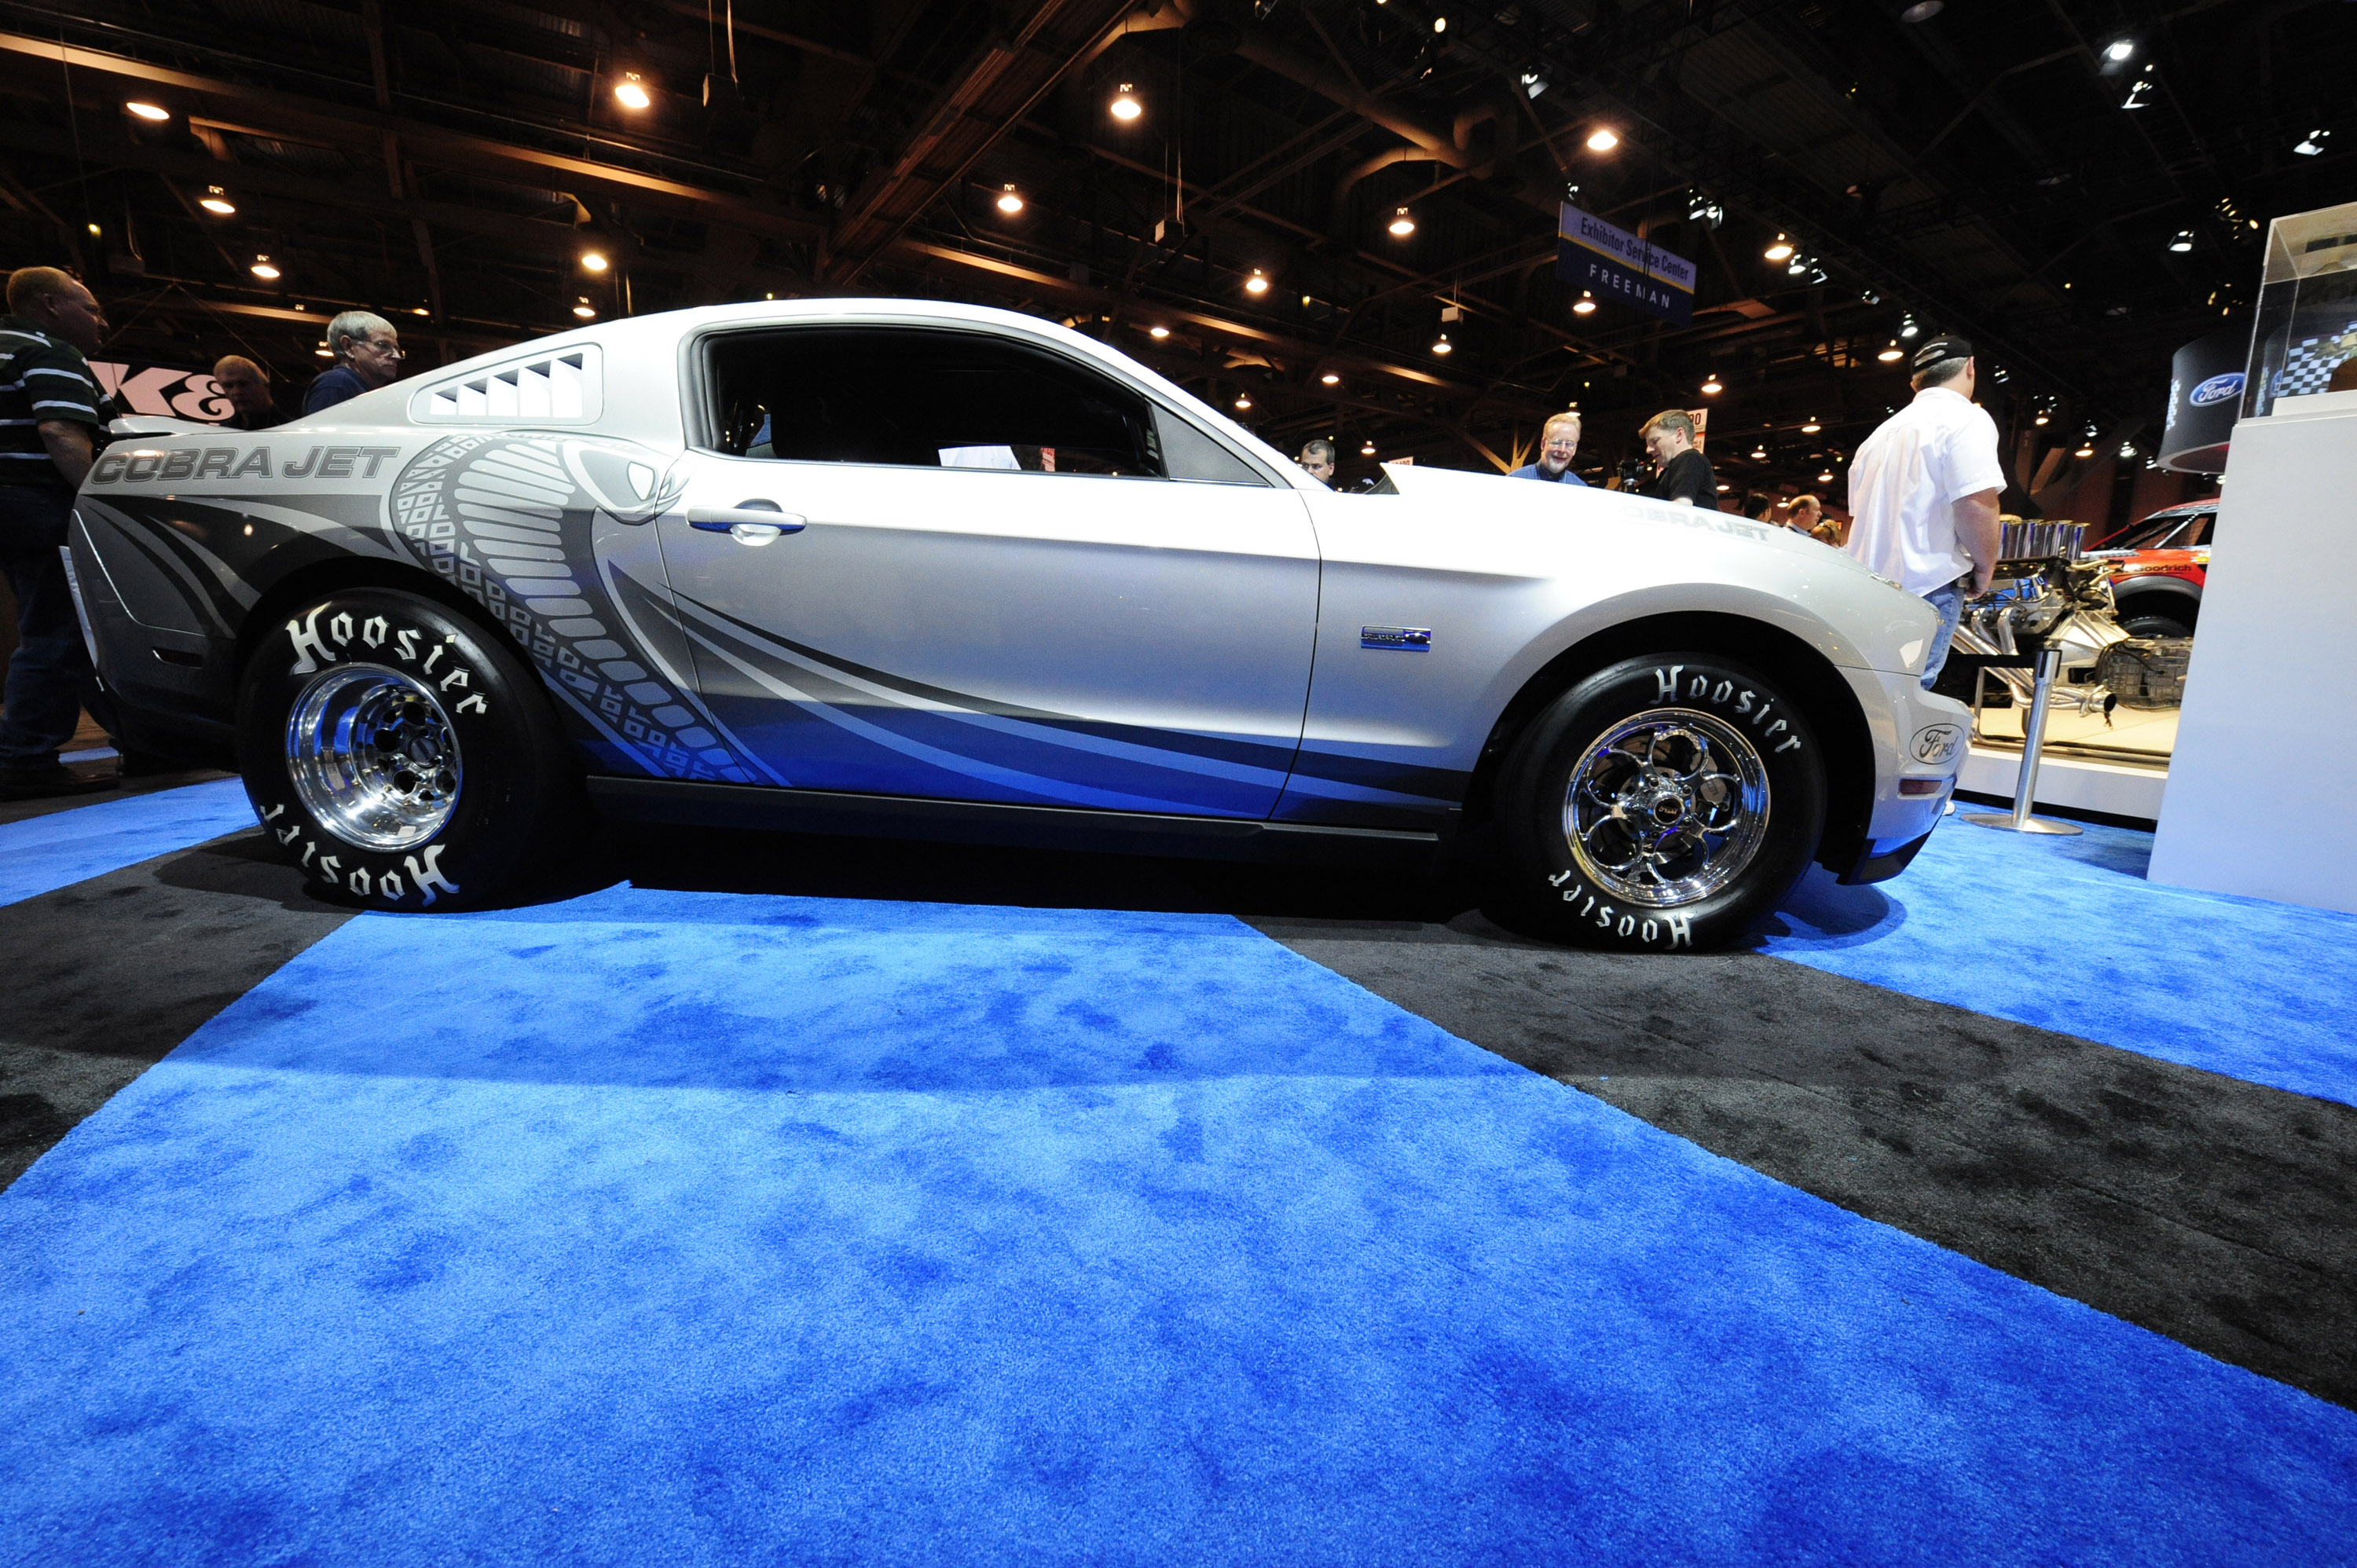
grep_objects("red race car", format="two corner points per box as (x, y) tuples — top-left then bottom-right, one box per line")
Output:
(2083, 500), (2214, 639)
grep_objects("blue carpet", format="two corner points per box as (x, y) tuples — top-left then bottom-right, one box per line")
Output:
(0, 779), (255, 908)
(3, 886), (2352, 1565)
(1765, 817), (2357, 1108)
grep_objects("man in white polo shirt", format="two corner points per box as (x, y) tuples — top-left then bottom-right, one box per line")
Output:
(1845, 335), (2005, 688)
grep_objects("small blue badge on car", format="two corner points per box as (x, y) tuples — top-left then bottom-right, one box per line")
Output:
(1361, 625), (1432, 650)
(2188, 372), (2245, 408)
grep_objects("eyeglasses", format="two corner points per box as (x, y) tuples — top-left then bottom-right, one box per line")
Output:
(358, 339), (405, 357)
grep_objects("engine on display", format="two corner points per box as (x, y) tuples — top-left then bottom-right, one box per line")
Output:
(1951, 518), (2190, 718)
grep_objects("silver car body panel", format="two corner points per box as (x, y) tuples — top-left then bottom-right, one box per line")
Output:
(68, 298), (1967, 870)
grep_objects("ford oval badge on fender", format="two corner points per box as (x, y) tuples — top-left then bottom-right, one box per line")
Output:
(2189, 372), (2245, 407)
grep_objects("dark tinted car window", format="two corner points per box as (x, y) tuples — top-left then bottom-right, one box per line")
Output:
(706, 326), (1164, 477)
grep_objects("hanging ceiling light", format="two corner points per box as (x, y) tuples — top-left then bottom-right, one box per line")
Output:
(614, 73), (651, 110)
(1431, 332), (1453, 355)
(1321, 371), (1340, 386)
(1585, 127), (1618, 152)
(1750, 446), (1769, 460)
(1899, 314), (1919, 339)
(1244, 269), (1270, 295)
(1787, 255), (1811, 276)
(1571, 291), (1597, 315)
(1877, 340), (1904, 361)
(1234, 394), (1252, 411)
(1109, 83), (1142, 121)
(1700, 373), (1722, 394)
(2168, 230), (2194, 252)
(1388, 207), (1416, 238)
(2122, 74), (2153, 110)
(125, 101), (170, 122)
(996, 184), (1025, 214)
(1900, 1), (1942, 20)
(2294, 129), (2330, 156)
(1520, 71), (1548, 100)
(412, 306), (429, 316)
(1817, 470), (1835, 483)
(580, 251), (609, 273)
(1361, 440), (1376, 456)
(249, 255), (280, 280)
(199, 187), (236, 215)
(2117, 440), (2137, 459)
(574, 299), (596, 319)
(313, 342), (333, 358)
(1147, 324), (1170, 339)
(2103, 38), (2136, 64)
(1764, 234), (1794, 262)
(2075, 441), (2095, 458)
(2034, 412), (2050, 426)
(1801, 419), (1822, 434)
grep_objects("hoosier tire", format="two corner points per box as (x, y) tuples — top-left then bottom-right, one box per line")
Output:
(1492, 654), (1827, 951)
(237, 587), (582, 910)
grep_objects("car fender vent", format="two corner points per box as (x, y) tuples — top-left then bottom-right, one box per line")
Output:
(411, 346), (602, 423)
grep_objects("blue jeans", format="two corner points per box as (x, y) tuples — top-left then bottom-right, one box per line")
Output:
(0, 485), (114, 768)
(1919, 582), (1966, 691)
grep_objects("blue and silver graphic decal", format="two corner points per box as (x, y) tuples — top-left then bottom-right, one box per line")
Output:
(1360, 625), (1432, 650)
(389, 432), (760, 784)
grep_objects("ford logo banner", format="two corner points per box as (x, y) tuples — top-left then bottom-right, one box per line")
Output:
(2189, 372), (2245, 408)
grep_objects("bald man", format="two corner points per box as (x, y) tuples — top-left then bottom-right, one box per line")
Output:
(0, 266), (119, 797)
(213, 354), (283, 430)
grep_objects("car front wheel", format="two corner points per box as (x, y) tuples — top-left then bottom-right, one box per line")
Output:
(236, 587), (582, 909)
(1492, 654), (1827, 951)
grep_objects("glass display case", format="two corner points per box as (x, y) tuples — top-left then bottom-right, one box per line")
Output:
(2242, 199), (2357, 419)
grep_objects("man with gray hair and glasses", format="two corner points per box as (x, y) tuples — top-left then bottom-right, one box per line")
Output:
(302, 310), (404, 415)
(1844, 335), (2004, 688)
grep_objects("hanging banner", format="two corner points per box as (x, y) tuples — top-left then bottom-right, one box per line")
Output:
(1556, 203), (1696, 327)
(88, 361), (236, 423)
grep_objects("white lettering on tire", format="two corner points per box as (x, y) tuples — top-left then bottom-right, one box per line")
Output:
(361, 616), (388, 649)
(403, 844), (461, 906)
(1641, 667), (1802, 754)
(394, 628), (420, 662)
(1550, 874), (1698, 948)
(329, 612), (354, 647)
(287, 608), (338, 675)
(379, 870), (405, 901)
(348, 868), (372, 896)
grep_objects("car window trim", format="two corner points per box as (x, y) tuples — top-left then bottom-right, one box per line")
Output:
(677, 318), (1282, 489)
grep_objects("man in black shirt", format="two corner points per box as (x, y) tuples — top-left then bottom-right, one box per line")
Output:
(0, 267), (119, 797)
(213, 354), (283, 430)
(1640, 408), (1717, 506)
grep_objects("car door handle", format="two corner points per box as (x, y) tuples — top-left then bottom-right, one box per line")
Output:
(687, 504), (808, 541)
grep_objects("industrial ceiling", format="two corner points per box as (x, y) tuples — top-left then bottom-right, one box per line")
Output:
(1, 0), (2348, 500)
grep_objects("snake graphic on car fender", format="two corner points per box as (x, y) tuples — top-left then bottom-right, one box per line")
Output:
(387, 432), (759, 783)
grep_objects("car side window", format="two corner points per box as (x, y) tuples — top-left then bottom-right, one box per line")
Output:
(2185, 512), (2214, 548)
(706, 326), (1166, 478)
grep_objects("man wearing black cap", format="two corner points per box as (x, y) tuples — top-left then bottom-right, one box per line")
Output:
(1844, 335), (2004, 687)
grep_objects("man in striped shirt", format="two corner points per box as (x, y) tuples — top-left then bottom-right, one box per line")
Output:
(0, 266), (119, 797)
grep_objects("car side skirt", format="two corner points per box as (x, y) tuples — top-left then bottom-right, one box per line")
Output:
(586, 777), (1449, 870)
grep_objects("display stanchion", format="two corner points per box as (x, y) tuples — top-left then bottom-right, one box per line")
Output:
(1963, 645), (2084, 836)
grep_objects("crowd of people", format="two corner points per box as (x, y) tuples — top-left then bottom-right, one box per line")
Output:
(1295, 405), (1846, 546)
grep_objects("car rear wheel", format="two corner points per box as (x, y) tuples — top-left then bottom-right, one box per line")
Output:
(237, 587), (583, 909)
(1491, 654), (1827, 951)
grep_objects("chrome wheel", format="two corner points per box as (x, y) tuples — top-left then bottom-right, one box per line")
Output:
(286, 664), (462, 851)
(1563, 707), (1769, 907)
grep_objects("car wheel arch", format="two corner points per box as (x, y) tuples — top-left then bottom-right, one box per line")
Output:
(1458, 610), (1876, 874)
(2109, 577), (2201, 632)
(235, 559), (539, 694)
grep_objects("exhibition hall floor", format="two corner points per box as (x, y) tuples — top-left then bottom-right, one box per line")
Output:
(2, 778), (2352, 1565)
